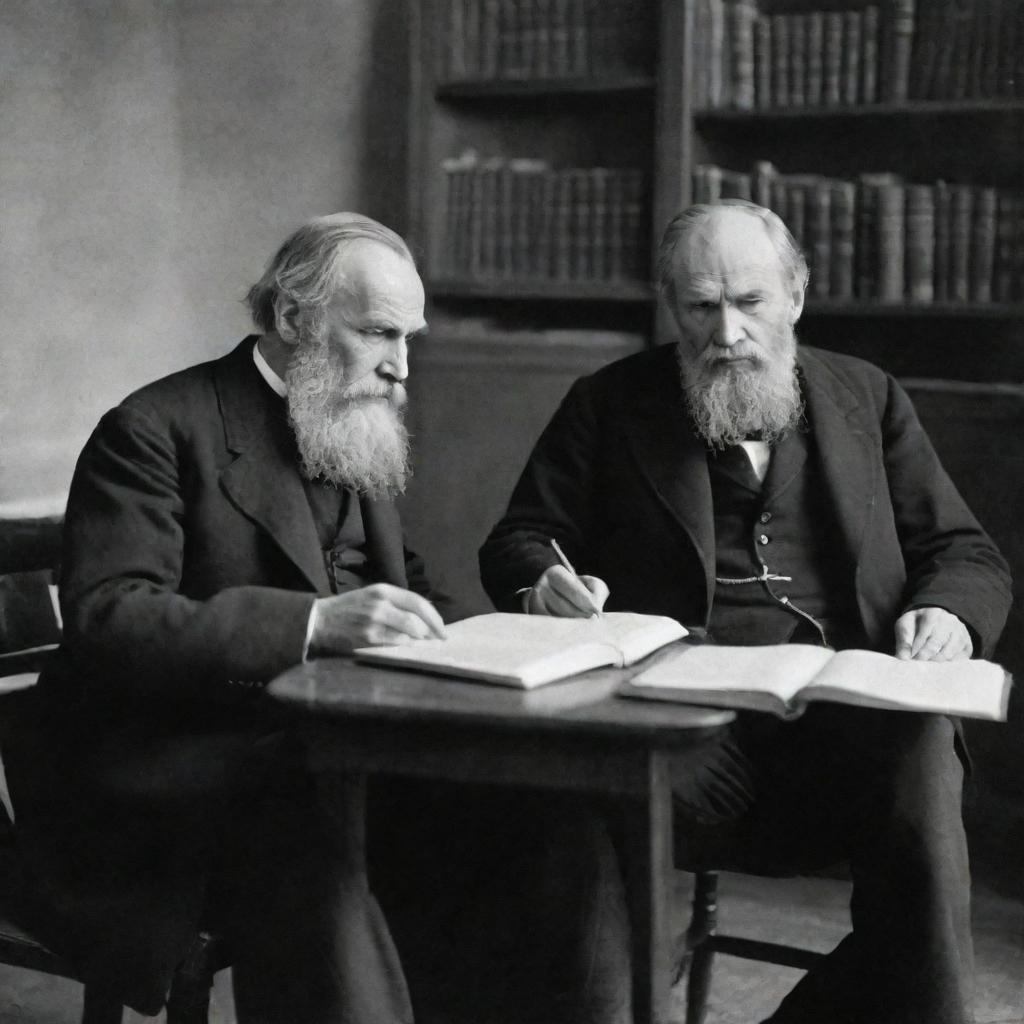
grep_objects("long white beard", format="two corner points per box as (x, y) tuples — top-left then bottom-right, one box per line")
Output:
(677, 328), (804, 449)
(285, 332), (411, 498)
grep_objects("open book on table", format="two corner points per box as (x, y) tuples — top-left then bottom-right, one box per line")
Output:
(618, 644), (1011, 721)
(354, 612), (688, 689)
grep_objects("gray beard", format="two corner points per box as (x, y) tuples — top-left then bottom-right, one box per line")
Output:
(285, 332), (411, 499)
(677, 334), (804, 449)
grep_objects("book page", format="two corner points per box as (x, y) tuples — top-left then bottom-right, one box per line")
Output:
(807, 649), (1011, 721)
(628, 643), (835, 704)
(354, 612), (687, 688)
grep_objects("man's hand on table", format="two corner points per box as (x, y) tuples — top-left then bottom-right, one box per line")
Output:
(894, 607), (973, 662)
(309, 584), (447, 656)
(527, 566), (609, 618)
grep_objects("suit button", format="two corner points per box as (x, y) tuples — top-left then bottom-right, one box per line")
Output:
(758, 534), (770, 545)
(760, 511), (772, 524)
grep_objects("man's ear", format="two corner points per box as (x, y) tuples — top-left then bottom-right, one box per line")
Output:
(789, 276), (807, 325)
(273, 296), (302, 344)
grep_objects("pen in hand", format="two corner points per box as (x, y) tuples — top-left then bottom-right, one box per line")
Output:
(549, 538), (603, 618)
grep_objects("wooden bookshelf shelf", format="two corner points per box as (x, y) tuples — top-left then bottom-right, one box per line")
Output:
(428, 278), (655, 303)
(436, 76), (656, 100)
(695, 99), (1024, 124)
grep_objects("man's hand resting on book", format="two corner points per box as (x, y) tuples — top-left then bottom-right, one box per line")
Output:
(894, 607), (973, 662)
(308, 584), (447, 656)
(528, 566), (609, 618)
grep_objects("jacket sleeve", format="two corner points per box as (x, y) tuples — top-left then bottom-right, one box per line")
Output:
(58, 405), (315, 699)
(479, 377), (603, 611)
(880, 375), (1012, 658)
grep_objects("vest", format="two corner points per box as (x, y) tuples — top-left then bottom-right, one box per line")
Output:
(706, 425), (865, 649)
(301, 477), (371, 593)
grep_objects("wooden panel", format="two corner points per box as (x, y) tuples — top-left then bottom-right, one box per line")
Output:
(905, 381), (1024, 822)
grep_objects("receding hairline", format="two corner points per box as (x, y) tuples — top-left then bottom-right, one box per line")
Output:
(657, 201), (808, 295)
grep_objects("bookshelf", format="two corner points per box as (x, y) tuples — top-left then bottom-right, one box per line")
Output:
(410, 0), (1024, 380)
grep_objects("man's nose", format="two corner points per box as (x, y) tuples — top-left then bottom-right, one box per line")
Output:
(380, 337), (409, 382)
(712, 302), (744, 348)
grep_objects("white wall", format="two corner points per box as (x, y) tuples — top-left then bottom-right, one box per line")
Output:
(1, 0), (408, 509)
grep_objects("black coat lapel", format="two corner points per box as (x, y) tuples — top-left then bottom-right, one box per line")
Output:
(619, 348), (716, 613)
(215, 340), (331, 594)
(799, 349), (879, 570)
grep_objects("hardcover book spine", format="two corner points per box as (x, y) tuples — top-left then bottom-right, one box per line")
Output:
(949, 184), (974, 302)
(755, 14), (773, 108)
(861, 5), (880, 102)
(753, 160), (777, 209)
(785, 178), (808, 252)
(930, 0), (960, 100)
(971, 186), (997, 302)
(498, 160), (515, 278)
(567, 0), (588, 76)
(856, 176), (880, 299)
(933, 180), (951, 302)
(551, 0), (570, 76)
(950, 0), (974, 100)
(771, 13), (790, 107)
(771, 175), (789, 228)
(788, 13), (807, 108)
(445, 0), (466, 79)
(623, 170), (646, 279)
(464, 0), (481, 77)
(441, 157), (460, 275)
(481, 0), (500, 77)
(842, 10), (862, 104)
(555, 170), (573, 280)
(876, 180), (906, 301)
(886, 0), (916, 101)
(469, 161), (485, 279)
(708, 0), (727, 108)
(823, 12), (844, 106)
(607, 170), (625, 279)
(994, 192), (1016, 302)
(534, 0), (553, 77)
(806, 12), (824, 107)
(810, 179), (832, 298)
(591, 167), (610, 281)
(693, 0), (711, 110)
(830, 180), (857, 300)
(904, 183), (935, 302)
(730, 0), (758, 110)
(572, 169), (592, 281)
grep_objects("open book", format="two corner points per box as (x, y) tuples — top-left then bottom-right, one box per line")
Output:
(619, 644), (1011, 721)
(354, 612), (688, 689)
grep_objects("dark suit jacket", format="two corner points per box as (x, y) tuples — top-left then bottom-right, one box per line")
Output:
(480, 344), (1011, 659)
(6, 338), (454, 1012)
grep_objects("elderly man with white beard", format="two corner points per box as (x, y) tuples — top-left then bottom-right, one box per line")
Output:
(4, 214), (455, 1023)
(480, 201), (1011, 1024)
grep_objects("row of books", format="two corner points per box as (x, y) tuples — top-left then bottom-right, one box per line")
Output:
(440, 154), (647, 282)
(694, 0), (884, 109)
(439, 0), (654, 81)
(910, 0), (1024, 100)
(696, 0), (1024, 110)
(694, 162), (1024, 304)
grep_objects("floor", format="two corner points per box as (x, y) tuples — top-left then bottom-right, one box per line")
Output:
(2, 871), (1021, 1024)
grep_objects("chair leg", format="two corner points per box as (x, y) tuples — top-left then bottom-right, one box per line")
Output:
(165, 931), (219, 1024)
(684, 871), (719, 1024)
(80, 985), (123, 1024)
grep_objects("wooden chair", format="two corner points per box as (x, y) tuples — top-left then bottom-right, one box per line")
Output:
(0, 515), (230, 1024)
(675, 869), (825, 1024)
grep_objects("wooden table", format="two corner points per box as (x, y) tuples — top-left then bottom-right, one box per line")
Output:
(268, 656), (733, 1024)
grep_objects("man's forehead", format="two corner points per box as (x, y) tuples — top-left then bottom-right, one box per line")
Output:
(675, 209), (785, 282)
(333, 243), (424, 316)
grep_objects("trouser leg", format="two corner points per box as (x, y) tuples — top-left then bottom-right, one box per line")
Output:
(209, 731), (412, 1024)
(672, 708), (973, 1024)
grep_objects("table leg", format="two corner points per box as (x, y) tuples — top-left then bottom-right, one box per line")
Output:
(624, 750), (676, 1024)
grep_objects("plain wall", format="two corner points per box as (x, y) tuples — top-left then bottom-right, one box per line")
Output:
(1, 0), (409, 509)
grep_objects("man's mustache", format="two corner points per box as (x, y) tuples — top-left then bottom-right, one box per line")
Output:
(342, 379), (408, 406)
